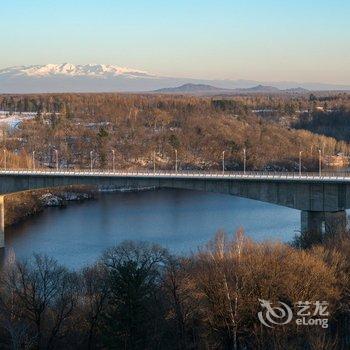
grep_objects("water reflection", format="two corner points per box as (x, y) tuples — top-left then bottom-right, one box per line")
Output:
(5, 189), (300, 269)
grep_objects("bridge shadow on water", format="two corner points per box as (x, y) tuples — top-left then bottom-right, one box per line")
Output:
(3, 189), (300, 269)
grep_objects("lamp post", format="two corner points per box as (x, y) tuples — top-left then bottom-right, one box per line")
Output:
(222, 151), (225, 175)
(90, 151), (93, 172)
(3, 149), (6, 170)
(55, 149), (58, 171)
(318, 149), (322, 176)
(32, 151), (36, 170)
(153, 151), (156, 174)
(243, 148), (246, 175)
(112, 149), (115, 172)
(299, 151), (302, 176)
(175, 149), (178, 173)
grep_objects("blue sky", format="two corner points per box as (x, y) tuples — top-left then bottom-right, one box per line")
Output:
(1, 0), (349, 83)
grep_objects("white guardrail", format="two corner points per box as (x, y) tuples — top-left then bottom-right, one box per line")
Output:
(0, 169), (349, 182)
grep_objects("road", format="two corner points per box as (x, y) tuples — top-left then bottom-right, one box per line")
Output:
(0, 169), (349, 183)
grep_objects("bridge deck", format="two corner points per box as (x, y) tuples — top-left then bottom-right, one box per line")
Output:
(0, 169), (350, 183)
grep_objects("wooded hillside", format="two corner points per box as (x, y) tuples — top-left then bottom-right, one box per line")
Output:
(0, 93), (349, 171)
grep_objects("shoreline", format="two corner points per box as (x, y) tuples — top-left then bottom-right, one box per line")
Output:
(4, 186), (97, 227)
(98, 185), (157, 193)
(4, 185), (158, 228)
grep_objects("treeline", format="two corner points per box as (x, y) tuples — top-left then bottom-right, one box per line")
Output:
(0, 93), (349, 172)
(294, 108), (350, 142)
(212, 92), (350, 115)
(2, 92), (349, 115)
(1, 231), (350, 349)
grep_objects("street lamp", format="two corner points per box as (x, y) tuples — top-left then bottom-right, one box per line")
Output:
(3, 149), (6, 170)
(90, 151), (93, 171)
(243, 148), (246, 175)
(222, 151), (225, 175)
(175, 149), (178, 173)
(299, 151), (302, 176)
(153, 151), (156, 174)
(112, 149), (115, 172)
(54, 149), (58, 171)
(318, 149), (322, 176)
(32, 151), (36, 170)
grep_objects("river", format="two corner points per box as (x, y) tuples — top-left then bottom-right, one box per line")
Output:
(5, 189), (300, 269)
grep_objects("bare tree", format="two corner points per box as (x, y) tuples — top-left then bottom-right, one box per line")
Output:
(1, 254), (79, 349)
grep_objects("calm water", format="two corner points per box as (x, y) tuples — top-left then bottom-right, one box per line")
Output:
(5, 189), (300, 269)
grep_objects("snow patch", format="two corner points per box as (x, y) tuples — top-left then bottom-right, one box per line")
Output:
(0, 111), (36, 128)
(40, 193), (64, 207)
(60, 192), (92, 201)
(40, 191), (94, 207)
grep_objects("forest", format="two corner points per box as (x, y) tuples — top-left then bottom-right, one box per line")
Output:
(294, 108), (350, 142)
(1, 229), (350, 350)
(0, 92), (349, 172)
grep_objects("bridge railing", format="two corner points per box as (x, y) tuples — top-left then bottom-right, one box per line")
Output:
(0, 168), (349, 180)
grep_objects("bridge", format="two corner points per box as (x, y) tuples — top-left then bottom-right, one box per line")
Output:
(1, 169), (350, 248)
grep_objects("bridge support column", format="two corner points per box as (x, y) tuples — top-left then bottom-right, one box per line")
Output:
(0, 196), (4, 249)
(301, 210), (347, 235)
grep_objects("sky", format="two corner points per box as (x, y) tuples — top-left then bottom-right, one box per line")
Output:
(0, 0), (349, 84)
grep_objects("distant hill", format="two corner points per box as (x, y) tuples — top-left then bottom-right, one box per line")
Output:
(241, 84), (280, 93)
(152, 83), (309, 95)
(283, 87), (310, 94)
(153, 83), (231, 94)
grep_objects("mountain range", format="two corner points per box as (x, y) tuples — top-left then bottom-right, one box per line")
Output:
(153, 83), (310, 95)
(0, 63), (349, 93)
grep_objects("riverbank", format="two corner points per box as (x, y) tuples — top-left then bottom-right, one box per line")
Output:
(4, 185), (97, 227)
(4, 185), (160, 227)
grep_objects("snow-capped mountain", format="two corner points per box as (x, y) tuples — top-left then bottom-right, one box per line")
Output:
(0, 63), (165, 93)
(0, 63), (349, 93)
(0, 63), (152, 78)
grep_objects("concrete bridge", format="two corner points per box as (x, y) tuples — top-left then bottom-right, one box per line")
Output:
(1, 169), (350, 248)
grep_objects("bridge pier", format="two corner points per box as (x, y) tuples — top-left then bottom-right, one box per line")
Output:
(301, 210), (347, 235)
(0, 196), (4, 249)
